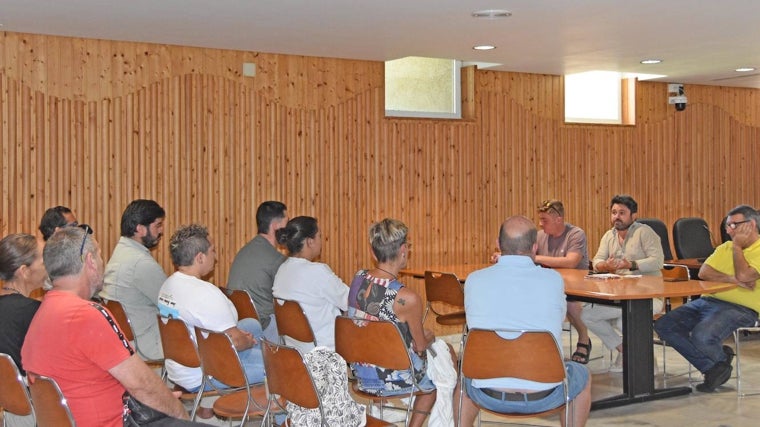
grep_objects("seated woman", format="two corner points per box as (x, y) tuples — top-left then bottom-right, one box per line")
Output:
(272, 216), (348, 352)
(0, 233), (48, 427)
(346, 218), (438, 427)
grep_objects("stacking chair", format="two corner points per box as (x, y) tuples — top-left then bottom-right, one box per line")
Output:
(27, 374), (76, 427)
(672, 217), (714, 260)
(221, 288), (259, 320)
(458, 329), (570, 426)
(260, 340), (392, 427)
(0, 353), (35, 426)
(334, 315), (434, 426)
(156, 315), (219, 420)
(655, 264), (690, 377)
(637, 218), (673, 261)
(102, 299), (165, 376)
(733, 319), (760, 397)
(194, 326), (269, 426)
(273, 299), (317, 347)
(423, 271), (466, 328)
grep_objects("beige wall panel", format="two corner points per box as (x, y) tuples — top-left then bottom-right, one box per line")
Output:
(1, 33), (760, 336)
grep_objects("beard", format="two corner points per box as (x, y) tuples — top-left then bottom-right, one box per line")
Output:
(141, 229), (161, 249)
(613, 220), (631, 231)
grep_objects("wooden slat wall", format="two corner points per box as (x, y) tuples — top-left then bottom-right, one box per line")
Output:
(2, 32), (759, 308)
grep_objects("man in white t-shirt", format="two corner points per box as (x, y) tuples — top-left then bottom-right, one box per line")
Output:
(157, 224), (264, 392)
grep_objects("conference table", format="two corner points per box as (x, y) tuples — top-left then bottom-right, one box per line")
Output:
(401, 264), (736, 410)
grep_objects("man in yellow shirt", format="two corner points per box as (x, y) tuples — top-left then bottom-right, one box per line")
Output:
(655, 205), (760, 392)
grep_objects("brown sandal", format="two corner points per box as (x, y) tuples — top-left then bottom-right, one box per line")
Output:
(571, 340), (592, 364)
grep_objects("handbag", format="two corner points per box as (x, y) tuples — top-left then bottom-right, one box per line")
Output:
(123, 392), (169, 426)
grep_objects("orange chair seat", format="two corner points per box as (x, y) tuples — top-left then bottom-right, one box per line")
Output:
(435, 311), (466, 326)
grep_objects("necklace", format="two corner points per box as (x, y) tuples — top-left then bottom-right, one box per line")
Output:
(375, 267), (398, 280)
(1, 286), (21, 295)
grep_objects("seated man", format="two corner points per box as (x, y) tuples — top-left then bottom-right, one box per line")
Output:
(460, 216), (590, 427)
(655, 205), (760, 392)
(38, 205), (78, 241)
(585, 194), (664, 371)
(158, 224), (265, 392)
(21, 227), (202, 427)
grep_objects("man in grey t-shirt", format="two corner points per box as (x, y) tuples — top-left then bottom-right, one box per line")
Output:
(227, 201), (288, 340)
(100, 199), (167, 360)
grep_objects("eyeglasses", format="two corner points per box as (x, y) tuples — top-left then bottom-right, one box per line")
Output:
(79, 224), (93, 258)
(725, 219), (751, 230)
(538, 200), (561, 216)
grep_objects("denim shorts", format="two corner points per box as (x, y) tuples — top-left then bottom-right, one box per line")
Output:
(465, 361), (588, 414)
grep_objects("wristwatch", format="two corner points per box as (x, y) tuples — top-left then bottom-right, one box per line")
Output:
(630, 260), (638, 270)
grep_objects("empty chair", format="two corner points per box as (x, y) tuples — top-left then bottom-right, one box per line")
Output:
(261, 340), (391, 427)
(733, 319), (760, 397)
(221, 287), (259, 320)
(656, 264), (691, 376)
(101, 299), (165, 375)
(423, 271), (466, 327)
(194, 326), (268, 426)
(637, 218), (673, 261)
(0, 353), (35, 426)
(273, 299), (317, 349)
(458, 329), (569, 425)
(719, 217), (732, 243)
(27, 374), (76, 427)
(156, 315), (219, 420)
(672, 217), (714, 260)
(334, 315), (434, 426)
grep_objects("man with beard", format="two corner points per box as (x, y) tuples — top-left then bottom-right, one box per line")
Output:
(100, 199), (167, 360)
(584, 194), (664, 372)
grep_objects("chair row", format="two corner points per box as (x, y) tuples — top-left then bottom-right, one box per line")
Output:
(638, 216), (727, 262)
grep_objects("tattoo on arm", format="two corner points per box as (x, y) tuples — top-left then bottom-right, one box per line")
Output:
(397, 298), (406, 305)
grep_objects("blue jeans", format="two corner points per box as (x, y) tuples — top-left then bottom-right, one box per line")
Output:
(191, 318), (266, 391)
(465, 362), (588, 414)
(654, 297), (758, 373)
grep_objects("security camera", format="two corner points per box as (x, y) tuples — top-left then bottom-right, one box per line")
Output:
(668, 83), (687, 111)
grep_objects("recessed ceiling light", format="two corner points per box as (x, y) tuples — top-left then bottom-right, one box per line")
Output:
(735, 67), (756, 72)
(472, 9), (512, 19)
(473, 45), (496, 51)
(640, 59), (662, 64)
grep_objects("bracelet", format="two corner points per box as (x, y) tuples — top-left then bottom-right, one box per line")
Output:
(630, 260), (638, 270)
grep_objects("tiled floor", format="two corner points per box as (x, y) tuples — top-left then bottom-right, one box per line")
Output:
(5, 331), (760, 426)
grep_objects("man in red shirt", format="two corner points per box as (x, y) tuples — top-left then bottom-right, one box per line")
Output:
(22, 227), (200, 427)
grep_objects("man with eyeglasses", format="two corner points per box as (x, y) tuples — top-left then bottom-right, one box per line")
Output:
(21, 227), (205, 427)
(100, 199), (167, 361)
(655, 205), (760, 392)
(534, 200), (593, 365)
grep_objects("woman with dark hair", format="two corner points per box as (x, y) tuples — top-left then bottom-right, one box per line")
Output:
(272, 216), (348, 352)
(0, 233), (48, 427)
(346, 218), (437, 427)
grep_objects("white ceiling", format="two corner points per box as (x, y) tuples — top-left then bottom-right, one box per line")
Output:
(3, 0), (760, 88)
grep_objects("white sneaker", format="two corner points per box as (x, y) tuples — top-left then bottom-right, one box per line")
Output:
(609, 352), (623, 373)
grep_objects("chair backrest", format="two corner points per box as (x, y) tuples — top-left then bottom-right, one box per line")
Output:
(0, 353), (33, 417)
(261, 340), (320, 410)
(221, 288), (259, 320)
(461, 329), (566, 383)
(334, 316), (411, 371)
(156, 315), (200, 368)
(27, 374), (76, 427)
(672, 217), (714, 260)
(101, 299), (135, 341)
(424, 271), (464, 309)
(662, 264), (690, 281)
(273, 299), (317, 345)
(637, 218), (673, 260)
(194, 326), (249, 389)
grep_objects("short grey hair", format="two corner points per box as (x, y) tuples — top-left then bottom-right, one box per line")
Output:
(728, 205), (760, 232)
(169, 224), (211, 266)
(43, 227), (95, 281)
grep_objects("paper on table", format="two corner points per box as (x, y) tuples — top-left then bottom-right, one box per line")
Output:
(585, 273), (643, 279)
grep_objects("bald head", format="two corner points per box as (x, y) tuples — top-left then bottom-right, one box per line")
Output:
(498, 215), (537, 256)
